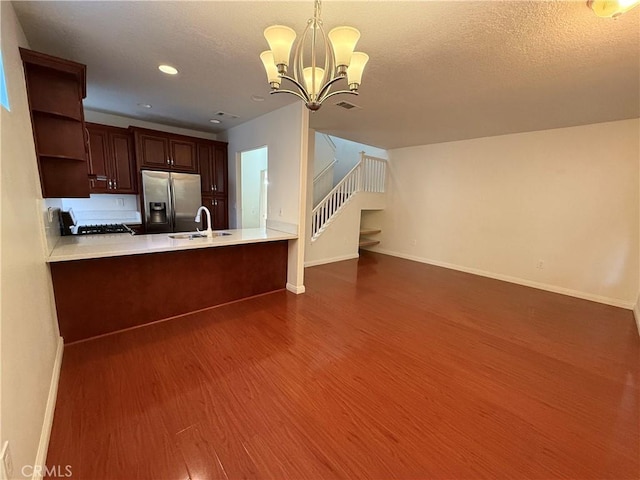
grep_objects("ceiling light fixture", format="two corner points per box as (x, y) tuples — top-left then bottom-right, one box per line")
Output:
(158, 64), (178, 75)
(587, 0), (640, 17)
(209, 119), (221, 124)
(260, 0), (368, 112)
(137, 103), (152, 109)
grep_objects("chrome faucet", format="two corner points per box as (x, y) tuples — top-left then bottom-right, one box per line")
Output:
(194, 206), (213, 238)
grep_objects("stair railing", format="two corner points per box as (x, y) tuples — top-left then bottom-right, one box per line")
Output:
(311, 153), (387, 240)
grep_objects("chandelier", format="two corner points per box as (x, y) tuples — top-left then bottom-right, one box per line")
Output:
(259, 0), (369, 111)
(587, 0), (640, 17)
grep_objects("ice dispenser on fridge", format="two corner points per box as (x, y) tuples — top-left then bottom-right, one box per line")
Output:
(148, 202), (168, 225)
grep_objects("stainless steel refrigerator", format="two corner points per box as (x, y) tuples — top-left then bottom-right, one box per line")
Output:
(141, 170), (202, 234)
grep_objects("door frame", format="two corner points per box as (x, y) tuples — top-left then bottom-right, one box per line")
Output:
(236, 145), (268, 229)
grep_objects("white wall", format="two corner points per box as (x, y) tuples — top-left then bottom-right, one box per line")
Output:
(221, 102), (307, 231)
(220, 102), (309, 292)
(332, 135), (388, 186)
(1, 3), (63, 478)
(240, 148), (267, 229)
(312, 133), (336, 206)
(314, 133), (335, 177)
(84, 110), (217, 140)
(369, 119), (640, 308)
(61, 194), (141, 226)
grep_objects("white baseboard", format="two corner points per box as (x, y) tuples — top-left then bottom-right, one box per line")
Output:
(372, 248), (635, 310)
(33, 336), (63, 480)
(304, 253), (359, 268)
(633, 298), (640, 336)
(286, 282), (306, 294)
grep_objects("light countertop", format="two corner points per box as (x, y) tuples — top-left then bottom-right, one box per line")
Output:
(48, 228), (297, 263)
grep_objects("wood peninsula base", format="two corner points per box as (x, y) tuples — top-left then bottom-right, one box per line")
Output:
(50, 240), (288, 343)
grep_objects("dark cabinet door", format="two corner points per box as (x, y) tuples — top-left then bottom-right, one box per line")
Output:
(170, 139), (197, 171)
(198, 143), (213, 193)
(212, 144), (227, 195)
(211, 196), (228, 230)
(201, 195), (228, 230)
(138, 133), (169, 169)
(111, 132), (136, 193)
(87, 126), (110, 192)
(88, 123), (137, 193)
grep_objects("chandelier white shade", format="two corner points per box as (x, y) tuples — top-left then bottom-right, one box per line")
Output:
(587, 0), (640, 17)
(260, 0), (368, 111)
(328, 27), (360, 69)
(263, 26), (297, 68)
(259, 51), (281, 87)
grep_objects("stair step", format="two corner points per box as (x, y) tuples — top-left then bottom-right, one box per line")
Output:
(359, 239), (380, 248)
(359, 228), (382, 236)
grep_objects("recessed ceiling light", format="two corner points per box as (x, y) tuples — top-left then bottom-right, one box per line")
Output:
(158, 64), (178, 75)
(209, 119), (221, 124)
(251, 95), (265, 102)
(137, 103), (152, 109)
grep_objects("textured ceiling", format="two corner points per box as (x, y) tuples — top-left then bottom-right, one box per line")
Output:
(13, 1), (640, 149)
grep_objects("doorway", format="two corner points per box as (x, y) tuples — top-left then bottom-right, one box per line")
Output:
(239, 146), (268, 229)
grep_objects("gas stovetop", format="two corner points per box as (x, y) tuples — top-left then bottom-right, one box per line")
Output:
(76, 224), (132, 235)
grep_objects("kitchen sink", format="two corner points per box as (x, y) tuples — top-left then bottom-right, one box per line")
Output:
(169, 232), (232, 240)
(169, 233), (206, 240)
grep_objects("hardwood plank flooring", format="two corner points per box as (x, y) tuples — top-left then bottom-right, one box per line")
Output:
(46, 251), (639, 479)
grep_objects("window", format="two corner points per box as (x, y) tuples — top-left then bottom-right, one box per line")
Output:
(0, 51), (10, 111)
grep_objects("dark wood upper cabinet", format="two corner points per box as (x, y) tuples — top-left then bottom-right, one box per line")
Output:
(170, 139), (197, 171)
(198, 143), (213, 194)
(213, 144), (228, 195)
(135, 131), (170, 169)
(197, 140), (228, 229)
(111, 132), (136, 193)
(86, 123), (136, 194)
(20, 48), (90, 198)
(197, 140), (228, 195)
(87, 126), (110, 192)
(133, 128), (197, 173)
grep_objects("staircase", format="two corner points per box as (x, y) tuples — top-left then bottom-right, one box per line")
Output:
(311, 154), (387, 241)
(306, 154), (387, 267)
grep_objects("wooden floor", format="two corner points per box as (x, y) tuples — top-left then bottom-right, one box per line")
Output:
(46, 252), (639, 479)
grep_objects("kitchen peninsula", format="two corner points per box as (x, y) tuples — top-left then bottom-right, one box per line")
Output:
(48, 228), (296, 343)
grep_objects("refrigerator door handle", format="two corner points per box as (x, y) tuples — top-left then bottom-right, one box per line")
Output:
(168, 176), (176, 231)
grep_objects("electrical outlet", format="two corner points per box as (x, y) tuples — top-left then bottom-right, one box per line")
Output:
(537, 260), (544, 269)
(279, 208), (283, 217)
(1, 441), (13, 480)
(410, 239), (417, 246)
(116, 198), (125, 207)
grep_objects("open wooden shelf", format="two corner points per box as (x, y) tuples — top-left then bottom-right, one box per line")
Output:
(21, 47), (89, 198)
(32, 108), (82, 122)
(38, 154), (87, 162)
(359, 239), (381, 248)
